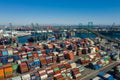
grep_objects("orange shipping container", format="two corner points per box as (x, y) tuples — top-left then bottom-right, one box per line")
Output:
(3, 64), (13, 73)
(0, 67), (4, 78)
(95, 46), (99, 51)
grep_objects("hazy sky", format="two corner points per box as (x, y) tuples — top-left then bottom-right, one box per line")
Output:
(0, 0), (120, 25)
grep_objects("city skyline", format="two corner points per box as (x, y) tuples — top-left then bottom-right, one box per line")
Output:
(0, 0), (120, 25)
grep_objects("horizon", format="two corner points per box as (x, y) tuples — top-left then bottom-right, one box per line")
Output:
(0, 0), (120, 25)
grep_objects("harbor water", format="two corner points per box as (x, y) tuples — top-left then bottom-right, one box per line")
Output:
(18, 32), (120, 43)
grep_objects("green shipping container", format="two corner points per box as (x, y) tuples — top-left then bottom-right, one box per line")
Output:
(12, 64), (18, 71)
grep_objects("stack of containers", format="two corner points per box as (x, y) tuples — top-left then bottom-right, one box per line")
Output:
(66, 51), (75, 60)
(2, 49), (8, 56)
(3, 64), (13, 78)
(38, 69), (48, 80)
(12, 63), (18, 72)
(89, 61), (100, 70)
(71, 68), (81, 79)
(114, 64), (120, 75)
(0, 46), (4, 49)
(46, 67), (54, 77)
(7, 48), (13, 56)
(45, 56), (53, 65)
(52, 65), (61, 75)
(64, 71), (73, 80)
(7, 56), (14, 63)
(58, 64), (66, 73)
(57, 53), (65, 63)
(26, 60), (34, 71)
(21, 52), (27, 62)
(52, 53), (58, 63)
(19, 62), (28, 73)
(37, 50), (42, 57)
(69, 62), (77, 69)
(92, 76), (103, 80)
(95, 52), (101, 60)
(77, 65), (85, 72)
(77, 48), (82, 56)
(81, 48), (88, 54)
(25, 46), (32, 52)
(11, 76), (21, 80)
(13, 54), (20, 62)
(54, 73), (66, 80)
(109, 52), (118, 60)
(30, 71), (39, 80)
(90, 47), (96, 53)
(34, 59), (40, 69)
(64, 62), (72, 71)
(87, 54), (96, 62)
(114, 64), (120, 79)
(98, 72), (114, 80)
(39, 56), (47, 67)
(27, 52), (33, 60)
(100, 51), (107, 57)
(0, 67), (4, 79)
(0, 50), (2, 57)
(0, 57), (8, 65)
(13, 49), (19, 55)
(32, 51), (39, 59)
(78, 55), (90, 65)
(89, 56), (112, 70)
(22, 74), (31, 80)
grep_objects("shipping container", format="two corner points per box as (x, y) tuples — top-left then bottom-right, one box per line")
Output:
(7, 56), (14, 63)
(22, 74), (31, 80)
(7, 48), (13, 55)
(30, 71), (39, 80)
(26, 60), (34, 71)
(0, 56), (8, 64)
(19, 62), (28, 73)
(2, 50), (8, 56)
(39, 56), (47, 67)
(91, 76), (104, 80)
(13, 54), (20, 62)
(3, 64), (13, 78)
(11, 76), (21, 80)
(34, 59), (40, 69)
(0, 67), (4, 79)
(98, 72), (114, 80)
(12, 63), (18, 72)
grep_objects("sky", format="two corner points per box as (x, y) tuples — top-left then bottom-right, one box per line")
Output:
(0, 0), (120, 25)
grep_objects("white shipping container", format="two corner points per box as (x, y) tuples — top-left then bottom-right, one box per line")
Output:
(7, 49), (13, 55)
(92, 76), (101, 80)
(40, 74), (48, 79)
(22, 74), (31, 80)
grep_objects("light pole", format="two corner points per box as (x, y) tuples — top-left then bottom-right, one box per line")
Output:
(117, 43), (120, 60)
(9, 23), (13, 45)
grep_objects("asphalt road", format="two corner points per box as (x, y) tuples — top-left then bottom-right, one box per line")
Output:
(80, 61), (120, 80)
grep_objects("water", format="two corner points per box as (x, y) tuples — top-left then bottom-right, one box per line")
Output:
(17, 32), (120, 43)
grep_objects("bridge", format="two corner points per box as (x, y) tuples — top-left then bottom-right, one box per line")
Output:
(84, 28), (120, 44)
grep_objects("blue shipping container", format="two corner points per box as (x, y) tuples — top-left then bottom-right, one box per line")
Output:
(2, 50), (8, 56)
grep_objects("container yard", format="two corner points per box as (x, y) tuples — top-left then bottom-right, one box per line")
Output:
(0, 30), (120, 80)
(1, 0), (120, 79)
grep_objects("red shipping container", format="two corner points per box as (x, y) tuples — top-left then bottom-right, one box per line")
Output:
(32, 51), (39, 59)
(19, 62), (28, 73)
(68, 52), (75, 60)
(39, 56), (47, 67)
